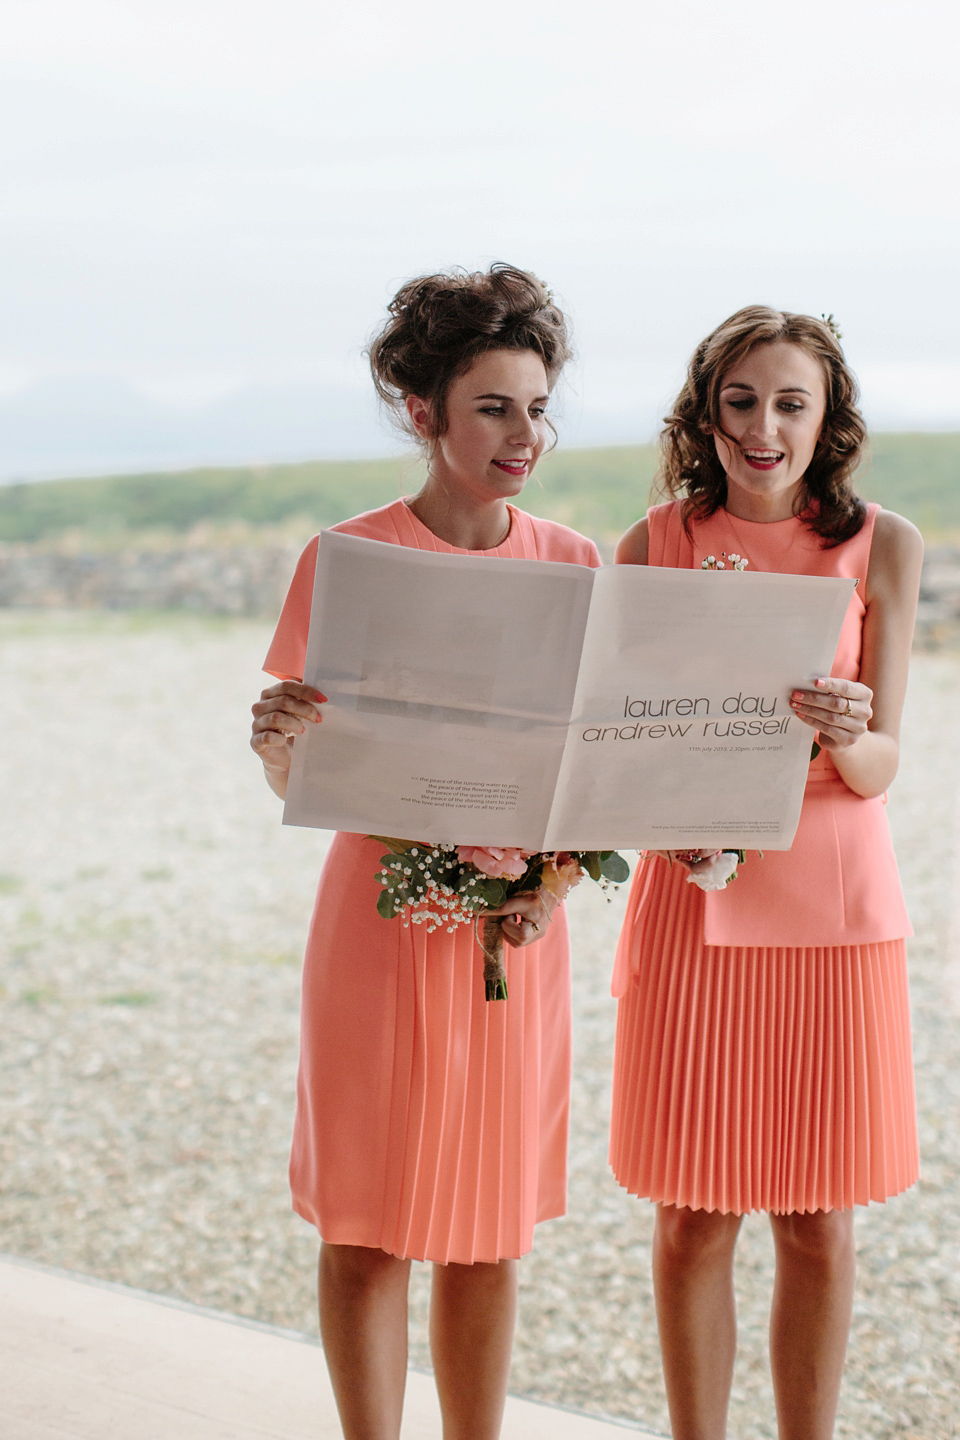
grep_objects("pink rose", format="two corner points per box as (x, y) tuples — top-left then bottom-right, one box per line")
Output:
(457, 846), (531, 879)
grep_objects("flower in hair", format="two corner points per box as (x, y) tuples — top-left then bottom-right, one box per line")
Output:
(821, 313), (843, 341)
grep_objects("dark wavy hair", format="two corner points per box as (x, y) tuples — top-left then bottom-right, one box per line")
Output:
(367, 263), (571, 443)
(659, 306), (868, 546)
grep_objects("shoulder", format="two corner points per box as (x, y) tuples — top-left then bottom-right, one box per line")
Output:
(615, 516), (649, 565)
(869, 508), (923, 574)
(330, 498), (408, 541)
(865, 509), (924, 604)
(278, 502), (404, 627)
(520, 512), (602, 567)
(871, 507), (923, 558)
(290, 531), (320, 580)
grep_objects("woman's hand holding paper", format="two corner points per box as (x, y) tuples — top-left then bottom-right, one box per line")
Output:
(789, 676), (872, 751)
(250, 681), (327, 797)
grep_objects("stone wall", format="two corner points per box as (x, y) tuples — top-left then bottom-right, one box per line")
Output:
(1, 538), (958, 643)
(0, 542), (301, 618)
(917, 544), (960, 647)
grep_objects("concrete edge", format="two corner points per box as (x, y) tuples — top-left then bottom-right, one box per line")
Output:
(0, 1251), (668, 1436)
(0, 1249), (321, 1347)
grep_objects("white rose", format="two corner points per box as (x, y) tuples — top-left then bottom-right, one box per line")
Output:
(686, 850), (740, 892)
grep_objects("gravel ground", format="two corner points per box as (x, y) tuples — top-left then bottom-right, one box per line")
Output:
(1, 609), (958, 1438)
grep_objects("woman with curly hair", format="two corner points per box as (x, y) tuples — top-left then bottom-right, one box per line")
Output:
(610, 307), (922, 1440)
(250, 264), (600, 1439)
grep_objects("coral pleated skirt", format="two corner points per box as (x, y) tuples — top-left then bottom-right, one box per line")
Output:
(289, 834), (571, 1264)
(610, 857), (919, 1215)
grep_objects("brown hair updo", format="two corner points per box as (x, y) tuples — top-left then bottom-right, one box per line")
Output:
(368, 263), (571, 443)
(660, 306), (868, 546)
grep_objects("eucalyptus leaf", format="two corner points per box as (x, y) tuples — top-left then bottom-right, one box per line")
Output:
(376, 889), (400, 919)
(582, 854), (602, 882)
(474, 877), (508, 909)
(599, 852), (630, 882)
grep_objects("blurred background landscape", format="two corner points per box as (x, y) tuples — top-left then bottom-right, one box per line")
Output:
(1, 425), (958, 1439)
(2, 0), (960, 1435)
(1, 434), (959, 643)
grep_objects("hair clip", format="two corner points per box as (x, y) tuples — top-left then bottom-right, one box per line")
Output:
(821, 313), (843, 341)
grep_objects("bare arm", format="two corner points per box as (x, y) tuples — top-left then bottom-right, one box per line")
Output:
(250, 680), (326, 799)
(788, 511), (923, 798)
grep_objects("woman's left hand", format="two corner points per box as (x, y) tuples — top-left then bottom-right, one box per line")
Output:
(484, 887), (558, 949)
(790, 677), (873, 751)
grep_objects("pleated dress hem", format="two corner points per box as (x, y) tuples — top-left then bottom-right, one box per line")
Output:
(291, 1202), (567, 1266)
(609, 1175), (920, 1220)
(609, 859), (920, 1218)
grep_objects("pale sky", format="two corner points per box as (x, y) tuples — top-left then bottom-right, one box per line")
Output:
(2, 0), (959, 478)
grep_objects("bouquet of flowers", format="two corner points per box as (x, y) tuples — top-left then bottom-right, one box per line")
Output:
(372, 840), (630, 1000)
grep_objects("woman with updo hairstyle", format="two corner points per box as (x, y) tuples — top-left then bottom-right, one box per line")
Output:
(250, 264), (600, 1439)
(610, 306), (922, 1440)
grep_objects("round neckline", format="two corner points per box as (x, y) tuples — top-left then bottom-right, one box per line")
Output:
(401, 498), (516, 553)
(721, 506), (806, 528)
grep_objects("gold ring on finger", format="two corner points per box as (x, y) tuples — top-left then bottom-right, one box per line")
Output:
(844, 699), (854, 718)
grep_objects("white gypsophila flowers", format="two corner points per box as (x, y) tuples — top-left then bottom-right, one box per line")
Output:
(399, 881), (482, 933)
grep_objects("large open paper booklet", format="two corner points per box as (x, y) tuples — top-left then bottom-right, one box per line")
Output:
(283, 531), (855, 851)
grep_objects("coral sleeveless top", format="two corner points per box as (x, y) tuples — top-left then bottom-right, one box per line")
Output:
(646, 500), (911, 949)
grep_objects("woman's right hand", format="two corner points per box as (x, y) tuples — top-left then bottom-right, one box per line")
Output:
(484, 886), (559, 949)
(250, 681), (326, 793)
(649, 848), (721, 873)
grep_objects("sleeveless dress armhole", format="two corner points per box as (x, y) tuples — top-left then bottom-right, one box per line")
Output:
(646, 501), (693, 570)
(842, 502), (879, 583)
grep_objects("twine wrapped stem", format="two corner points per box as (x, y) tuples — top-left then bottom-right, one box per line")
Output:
(479, 916), (508, 1001)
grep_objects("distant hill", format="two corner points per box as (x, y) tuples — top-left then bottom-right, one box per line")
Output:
(0, 432), (957, 549)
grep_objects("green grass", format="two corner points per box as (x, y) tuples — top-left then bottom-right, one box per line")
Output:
(855, 433), (960, 538)
(0, 432), (957, 550)
(0, 456), (416, 545)
(20, 987), (59, 1006)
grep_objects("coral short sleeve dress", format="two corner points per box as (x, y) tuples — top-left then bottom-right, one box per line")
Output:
(609, 501), (919, 1216)
(264, 499), (602, 1264)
